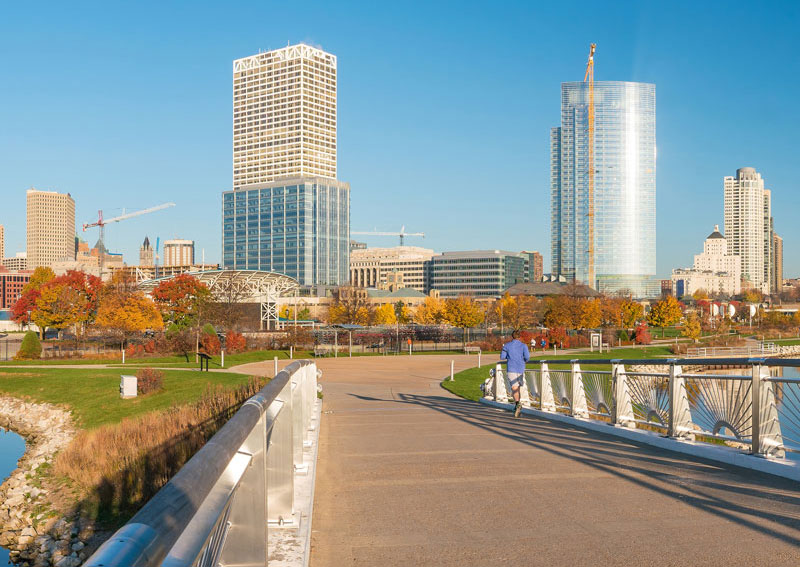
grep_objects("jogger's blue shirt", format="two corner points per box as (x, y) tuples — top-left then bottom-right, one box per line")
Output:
(500, 339), (530, 374)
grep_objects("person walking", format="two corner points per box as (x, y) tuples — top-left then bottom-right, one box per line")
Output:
(501, 330), (531, 417)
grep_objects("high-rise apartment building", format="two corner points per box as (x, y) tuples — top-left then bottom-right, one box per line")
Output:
(723, 167), (773, 294)
(671, 225), (741, 297)
(163, 239), (194, 267)
(772, 233), (783, 294)
(26, 189), (75, 270)
(233, 44), (337, 187)
(551, 81), (657, 297)
(224, 44), (349, 286)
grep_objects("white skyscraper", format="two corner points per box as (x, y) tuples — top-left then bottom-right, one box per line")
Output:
(723, 167), (773, 294)
(232, 44), (337, 188)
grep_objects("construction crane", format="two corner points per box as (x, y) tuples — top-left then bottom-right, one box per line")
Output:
(82, 203), (176, 267)
(351, 225), (425, 247)
(584, 43), (596, 289)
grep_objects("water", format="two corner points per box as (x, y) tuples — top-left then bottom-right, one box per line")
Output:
(0, 429), (26, 565)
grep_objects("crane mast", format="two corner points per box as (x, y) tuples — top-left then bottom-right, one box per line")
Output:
(584, 43), (596, 289)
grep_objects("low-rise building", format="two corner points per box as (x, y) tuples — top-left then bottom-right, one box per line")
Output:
(671, 225), (742, 297)
(430, 250), (526, 298)
(2, 252), (27, 271)
(0, 267), (32, 309)
(350, 246), (435, 292)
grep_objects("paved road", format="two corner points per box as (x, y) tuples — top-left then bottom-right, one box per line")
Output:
(239, 355), (800, 566)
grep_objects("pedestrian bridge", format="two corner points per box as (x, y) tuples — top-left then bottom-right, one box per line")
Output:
(86, 355), (800, 566)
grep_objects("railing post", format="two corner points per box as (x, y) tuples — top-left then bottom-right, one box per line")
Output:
(611, 361), (635, 428)
(540, 362), (555, 411)
(751, 363), (785, 457)
(493, 363), (509, 403)
(519, 369), (531, 407)
(267, 381), (295, 526)
(570, 361), (589, 418)
(668, 362), (693, 439)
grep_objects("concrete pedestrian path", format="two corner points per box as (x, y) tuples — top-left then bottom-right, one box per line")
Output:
(235, 355), (800, 566)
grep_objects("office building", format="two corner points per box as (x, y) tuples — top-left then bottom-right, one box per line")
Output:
(520, 250), (543, 283)
(225, 44), (350, 286)
(0, 225), (4, 264)
(772, 233), (783, 294)
(350, 246), (436, 292)
(430, 250), (525, 298)
(0, 267), (32, 309)
(26, 189), (75, 270)
(222, 178), (349, 285)
(551, 81), (657, 297)
(723, 167), (773, 294)
(140, 236), (154, 267)
(163, 239), (194, 267)
(671, 225), (741, 297)
(233, 44), (337, 187)
(2, 253), (27, 272)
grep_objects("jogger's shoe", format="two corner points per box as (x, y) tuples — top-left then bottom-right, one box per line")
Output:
(514, 401), (522, 417)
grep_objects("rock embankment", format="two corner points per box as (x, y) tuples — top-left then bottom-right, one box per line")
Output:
(0, 397), (93, 567)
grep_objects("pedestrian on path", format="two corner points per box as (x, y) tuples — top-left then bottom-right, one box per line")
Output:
(500, 330), (530, 417)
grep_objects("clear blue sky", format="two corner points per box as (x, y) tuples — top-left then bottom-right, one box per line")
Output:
(1, 1), (798, 277)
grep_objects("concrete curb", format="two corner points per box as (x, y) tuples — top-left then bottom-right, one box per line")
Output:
(479, 397), (800, 483)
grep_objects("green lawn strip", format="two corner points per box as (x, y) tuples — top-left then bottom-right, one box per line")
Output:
(766, 338), (800, 346)
(442, 346), (673, 402)
(0, 367), (256, 429)
(0, 349), (308, 368)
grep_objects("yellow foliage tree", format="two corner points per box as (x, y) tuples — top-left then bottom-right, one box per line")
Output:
(96, 292), (164, 335)
(620, 299), (644, 330)
(647, 296), (683, 337)
(34, 284), (89, 333)
(692, 288), (709, 300)
(443, 297), (484, 329)
(414, 295), (446, 324)
(373, 303), (397, 325)
(579, 299), (603, 329)
(682, 312), (702, 342)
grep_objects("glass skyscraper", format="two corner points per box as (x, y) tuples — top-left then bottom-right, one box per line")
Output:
(223, 44), (350, 285)
(222, 178), (349, 286)
(551, 81), (657, 297)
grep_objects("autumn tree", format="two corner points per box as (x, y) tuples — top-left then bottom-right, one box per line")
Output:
(414, 295), (446, 324)
(152, 274), (211, 328)
(96, 292), (163, 338)
(373, 303), (397, 325)
(327, 288), (374, 325)
(543, 295), (581, 329)
(599, 297), (624, 328)
(579, 299), (603, 329)
(647, 296), (683, 337)
(620, 299), (644, 330)
(692, 288), (709, 300)
(443, 297), (484, 342)
(29, 270), (102, 338)
(394, 301), (411, 324)
(681, 312), (702, 342)
(11, 266), (55, 327)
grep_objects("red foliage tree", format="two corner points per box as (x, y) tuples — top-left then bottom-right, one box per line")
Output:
(225, 331), (247, 353)
(635, 323), (652, 345)
(152, 274), (210, 328)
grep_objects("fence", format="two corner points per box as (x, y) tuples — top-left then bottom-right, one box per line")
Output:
(486, 357), (800, 458)
(685, 344), (777, 358)
(85, 360), (319, 567)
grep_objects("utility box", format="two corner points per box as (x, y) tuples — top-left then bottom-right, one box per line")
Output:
(120, 375), (138, 398)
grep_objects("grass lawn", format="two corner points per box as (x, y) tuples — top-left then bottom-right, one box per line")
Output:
(0, 349), (308, 368)
(768, 338), (800, 346)
(0, 367), (257, 429)
(442, 345), (674, 402)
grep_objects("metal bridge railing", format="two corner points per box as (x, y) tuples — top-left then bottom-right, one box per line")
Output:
(85, 360), (319, 567)
(491, 357), (800, 458)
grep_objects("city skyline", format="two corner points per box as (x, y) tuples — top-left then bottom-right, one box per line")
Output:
(0, 2), (798, 277)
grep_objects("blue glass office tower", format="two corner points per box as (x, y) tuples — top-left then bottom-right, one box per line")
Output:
(222, 178), (350, 285)
(551, 81), (658, 297)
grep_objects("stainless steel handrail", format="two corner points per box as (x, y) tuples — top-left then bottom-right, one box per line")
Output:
(85, 360), (319, 567)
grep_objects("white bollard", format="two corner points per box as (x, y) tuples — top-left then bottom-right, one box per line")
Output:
(274, 356), (278, 377)
(221, 349), (225, 368)
(290, 346), (293, 359)
(478, 351), (481, 368)
(450, 360), (455, 381)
